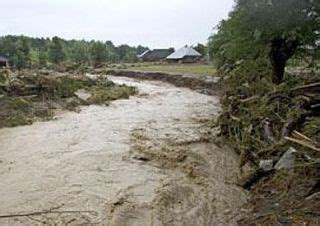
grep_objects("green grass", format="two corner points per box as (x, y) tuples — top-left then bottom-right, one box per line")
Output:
(125, 63), (217, 77)
(88, 85), (137, 105)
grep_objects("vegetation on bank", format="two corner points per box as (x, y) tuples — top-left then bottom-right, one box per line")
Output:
(0, 36), (149, 69)
(208, 0), (320, 224)
(0, 35), (211, 70)
(0, 69), (137, 128)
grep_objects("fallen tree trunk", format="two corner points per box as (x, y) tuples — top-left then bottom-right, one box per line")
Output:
(285, 136), (320, 152)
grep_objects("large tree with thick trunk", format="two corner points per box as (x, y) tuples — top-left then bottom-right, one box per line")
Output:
(209, 0), (319, 84)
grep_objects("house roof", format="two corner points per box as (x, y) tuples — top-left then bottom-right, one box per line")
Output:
(166, 46), (201, 59)
(138, 49), (173, 60)
(137, 50), (151, 58)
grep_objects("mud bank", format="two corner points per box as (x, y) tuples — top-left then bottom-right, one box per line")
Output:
(0, 77), (247, 225)
(106, 70), (220, 95)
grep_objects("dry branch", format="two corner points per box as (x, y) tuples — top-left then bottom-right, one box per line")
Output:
(239, 95), (260, 103)
(290, 82), (320, 94)
(280, 108), (317, 143)
(230, 114), (241, 122)
(292, 130), (313, 142)
(285, 136), (320, 152)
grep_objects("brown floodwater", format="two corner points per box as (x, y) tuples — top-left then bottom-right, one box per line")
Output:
(0, 76), (247, 225)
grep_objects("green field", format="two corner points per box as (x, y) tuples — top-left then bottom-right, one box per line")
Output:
(126, 64), (217, 77)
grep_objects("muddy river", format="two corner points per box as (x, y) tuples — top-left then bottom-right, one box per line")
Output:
(0, 76), (247, 225)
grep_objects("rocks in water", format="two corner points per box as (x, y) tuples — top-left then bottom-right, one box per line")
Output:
(242, 148), (299, 190)
(274, 147), (297, 170)
(259, 147), (300, 172)
(257, 147), (298, 172)
(259, 160), (274, 172)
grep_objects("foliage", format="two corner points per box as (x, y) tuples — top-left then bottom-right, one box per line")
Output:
(70, 41), (89, 64)
(117, 44), (141, 63)
(49, 36), (66, 64)
(90, 41), (110, 66)
(0, 35), (149, 68)
(38, 50), (48, 67)
(193, 43), (208, 57)
(2, 36), (32, 69)
(209, 0), (320, 83)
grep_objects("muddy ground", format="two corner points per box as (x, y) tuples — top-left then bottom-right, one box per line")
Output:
(97, 69), (220, 96)
(0, 76), (247, 225)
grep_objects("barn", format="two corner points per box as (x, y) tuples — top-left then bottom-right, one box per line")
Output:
(138, 49), (174, 62)
(166, 46), (202, 63)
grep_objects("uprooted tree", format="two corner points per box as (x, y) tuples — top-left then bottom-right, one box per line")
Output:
(209, 0), (320, 84)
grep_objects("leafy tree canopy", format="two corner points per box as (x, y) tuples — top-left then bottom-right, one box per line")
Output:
(0, 35), (149, 68)
(209, 0), (320, 83)
(193, 43), (208, 57)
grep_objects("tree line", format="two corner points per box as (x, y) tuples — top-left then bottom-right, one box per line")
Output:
(0, 35), (149, 69)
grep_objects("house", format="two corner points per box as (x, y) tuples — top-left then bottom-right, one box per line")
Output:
(138, 49), (174, 62)
(166, 45), (202, 63)
(0, 55), (9, 68)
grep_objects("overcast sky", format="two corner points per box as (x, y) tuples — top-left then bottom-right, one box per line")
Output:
(0, 0), (234, 48)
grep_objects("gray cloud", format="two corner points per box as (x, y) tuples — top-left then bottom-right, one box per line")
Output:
(0, 0), (234, 48)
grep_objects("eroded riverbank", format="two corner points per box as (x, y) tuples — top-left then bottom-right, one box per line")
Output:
(0, 76), (247, 225)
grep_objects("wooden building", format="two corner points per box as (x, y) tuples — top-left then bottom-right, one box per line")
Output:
(0, 55), (9, 68)
(138, 49), (174, 62)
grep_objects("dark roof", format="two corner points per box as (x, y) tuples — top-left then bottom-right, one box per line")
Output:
(0, 55), (8, 62)
(138, 50), (151, 58)
(139, 49), (174, 61)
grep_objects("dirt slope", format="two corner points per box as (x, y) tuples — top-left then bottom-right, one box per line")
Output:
(0, 76), (247, 225)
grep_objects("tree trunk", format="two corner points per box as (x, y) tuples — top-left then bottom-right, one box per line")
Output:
(270, 56), (286, 84)
(269, 38), (299, 84)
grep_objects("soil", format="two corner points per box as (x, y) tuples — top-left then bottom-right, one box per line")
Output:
(99, 69), (221, 95)
(0, 76), (248, 225)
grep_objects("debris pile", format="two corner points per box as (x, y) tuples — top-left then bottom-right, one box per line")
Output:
(218, 70), (320, 224)
(0, 69), (137, 128)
